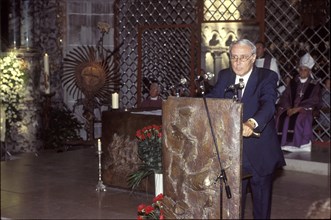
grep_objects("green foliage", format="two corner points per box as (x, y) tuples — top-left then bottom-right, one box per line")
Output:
(44, 106), (82, 149)
(127, 125), (162, 192)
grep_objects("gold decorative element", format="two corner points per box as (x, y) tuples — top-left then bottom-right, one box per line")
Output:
(62, 46), (120, 100)
(62, 23), (121, 140)
(97, 21), (111, 34)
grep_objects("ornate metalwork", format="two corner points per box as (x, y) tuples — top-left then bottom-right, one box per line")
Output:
(62, 25), (121, 140)
(139, 26), (196, 102)
(264, 0), (330, 141)
(203, 0), (256, 21)
(115, 0), (329, 140)
(114, 0), (199, 108)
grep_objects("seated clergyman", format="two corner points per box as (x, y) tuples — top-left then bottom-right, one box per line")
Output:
(275, 53), (322, 152)
(140, 82), (163, 109)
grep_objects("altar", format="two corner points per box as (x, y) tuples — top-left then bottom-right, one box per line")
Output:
(101, 97), (242, 218)
(101, 109), (162, 192)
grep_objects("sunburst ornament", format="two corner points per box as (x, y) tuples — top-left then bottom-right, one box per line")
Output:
(62, 45), (120, 102)
(61, 22), (121, 140)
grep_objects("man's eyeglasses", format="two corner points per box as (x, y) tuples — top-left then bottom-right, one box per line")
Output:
(230, 54), (254, 62)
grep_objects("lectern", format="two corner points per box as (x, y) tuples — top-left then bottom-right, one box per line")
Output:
(162, 96), (243, 219)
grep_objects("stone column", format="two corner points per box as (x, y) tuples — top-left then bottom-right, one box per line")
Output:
(212, 50), (229, 85)
(20, 0), (33, 49)
(9, 0), (20, 48)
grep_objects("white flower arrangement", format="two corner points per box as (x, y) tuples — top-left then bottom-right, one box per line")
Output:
(0, 52), (27, 127)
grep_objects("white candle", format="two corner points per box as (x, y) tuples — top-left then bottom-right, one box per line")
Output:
(44, 53), (50, 94)
(97, 139), (101, 151)
(112, 92), (119, 109)
(12, 0), (17, 47)
(0, 105), (6, 142)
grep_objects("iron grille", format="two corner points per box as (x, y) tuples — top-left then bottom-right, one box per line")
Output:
(203, 0), (256, 21)
(115, 0), (330, 141)
(264, 0), (330, 141)
(140, 26), (194, 101)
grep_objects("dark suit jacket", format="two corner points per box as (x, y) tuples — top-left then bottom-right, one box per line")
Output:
(206, 66), (286, 176)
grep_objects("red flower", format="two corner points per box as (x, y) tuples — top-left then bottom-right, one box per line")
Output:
(136, 193), (164, 219)
(146, 125), (152, 130)
(137, 203), (146, 212)
(136, 125), (162, 143)
(144, 205), (154, 214)
(152, 124), (159, 130)
(136, 130), (146, 140)
(153, 193), (164, 203)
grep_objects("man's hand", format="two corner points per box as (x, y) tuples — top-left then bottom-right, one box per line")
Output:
(243, 120), (255, 137)
(287, 107), (302, 116)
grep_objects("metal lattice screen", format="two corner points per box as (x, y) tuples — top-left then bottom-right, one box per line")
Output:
(203, 0), (256, 21)
(139, 26), (195, 102)
(114, 0), (198, 109)
(115, 0), (330, 142)
(264, 0), (330, 141)
(202, 0), (330, 142)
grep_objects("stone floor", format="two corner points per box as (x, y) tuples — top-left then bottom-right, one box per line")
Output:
(1, 143), (330, 219)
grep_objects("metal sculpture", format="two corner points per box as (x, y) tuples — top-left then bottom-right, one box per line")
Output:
(62, 22), (121, 140)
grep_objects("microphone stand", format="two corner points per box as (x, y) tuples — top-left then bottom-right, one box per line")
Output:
(233, 88), (240, 102)
(200, 82), (232, 219)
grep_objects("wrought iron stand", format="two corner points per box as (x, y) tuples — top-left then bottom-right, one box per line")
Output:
(96, 141), (106, 192)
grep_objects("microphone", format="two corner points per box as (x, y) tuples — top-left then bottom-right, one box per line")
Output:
(168, 78), (189, 97)
(225, 78), (245, 92)
(167, 78), (187, 90)
(195, 72), (215, 82)
(180, 78), (187, 85)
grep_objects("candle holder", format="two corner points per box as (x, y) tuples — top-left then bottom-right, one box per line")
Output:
(42, 92), (56, 151)
(96, 149), (107, 192)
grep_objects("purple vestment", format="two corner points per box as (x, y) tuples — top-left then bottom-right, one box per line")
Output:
(140, 97), (163, 109)
(275, 76), (321, 147)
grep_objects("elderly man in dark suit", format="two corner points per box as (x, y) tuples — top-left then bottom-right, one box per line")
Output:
(206, 39), (286, 219)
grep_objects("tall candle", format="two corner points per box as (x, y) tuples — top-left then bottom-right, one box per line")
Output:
(20, 0), (32, 48)
(0, 105), (6, 142)
(112, 92), (119, 109)
(12, 0), (17, 48)
(44, 53), (50, 94)
(97, 139), (101, 151)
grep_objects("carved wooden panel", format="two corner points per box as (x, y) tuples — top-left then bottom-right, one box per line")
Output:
(162, 97), (242, 219)
(101, 110), (162, 192)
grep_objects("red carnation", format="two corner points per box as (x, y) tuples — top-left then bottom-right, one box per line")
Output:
(146, 125), (152, 130)
(144, 205), (154, 214)
(137, 203), (146, 212)
(153, 193), (164, 203)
